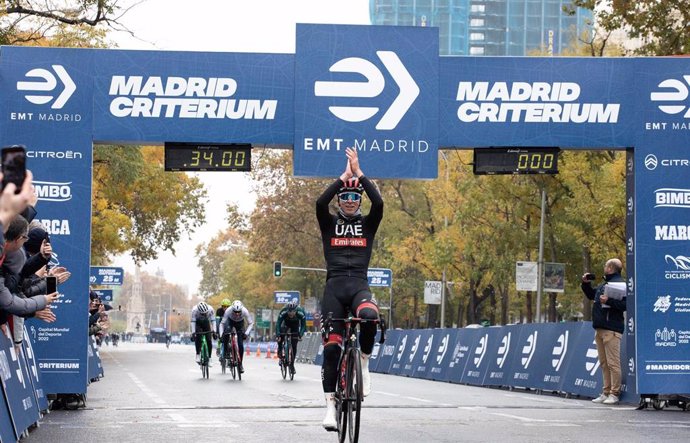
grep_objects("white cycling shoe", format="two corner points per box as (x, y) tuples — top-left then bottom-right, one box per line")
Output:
(361, 353), (371, 397)
(322, 393), (337, 431)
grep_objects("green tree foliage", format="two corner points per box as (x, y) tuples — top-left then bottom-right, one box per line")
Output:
(568, 0), (690, 55)
(91, 145), (207, 264)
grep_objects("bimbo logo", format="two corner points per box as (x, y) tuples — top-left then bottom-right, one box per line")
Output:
(654, 188), (690, 208)
(34, 181), (72, 202)
(650, 75), (690, 117)
(17, 65), (75, 109)
(314, 51), (419, 130)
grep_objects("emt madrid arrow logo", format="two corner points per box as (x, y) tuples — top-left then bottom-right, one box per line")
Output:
(17, 65), (76, 109)
(314, 51), (419, 130)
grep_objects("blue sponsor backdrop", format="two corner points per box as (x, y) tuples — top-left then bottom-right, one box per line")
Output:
(446, 328), (482, 384)
(294, 24), (439, 179)
(372, 329), (400, 374)
(0, 46), (91, 395)
(481, 325), (520, 387)
(92, 50), (294, 145)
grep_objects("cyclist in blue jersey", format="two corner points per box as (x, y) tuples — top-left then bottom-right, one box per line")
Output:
(276, 299), (307, 375)
(316, 147), (383, 431)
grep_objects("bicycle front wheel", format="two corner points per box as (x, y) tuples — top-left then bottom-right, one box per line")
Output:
(347, 348), (362, 443)
(234, 338), (242, 381)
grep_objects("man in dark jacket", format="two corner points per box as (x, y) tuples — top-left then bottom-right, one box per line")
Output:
(581, 258), (626, 405)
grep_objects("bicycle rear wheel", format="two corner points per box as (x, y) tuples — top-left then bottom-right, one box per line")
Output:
(234, 339), (242, 381)
(280, 343), (287, 380)
(336, 355), (349, 443)
(220, 343), (226, 374)
(200, 337), (210, 379)
(347, 349), (362, 443)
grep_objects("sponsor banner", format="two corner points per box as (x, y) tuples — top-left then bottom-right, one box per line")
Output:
(90, 266), (124, 286)
(92, 289), (113, 302)
(440, 57), (636, 148)
(0, 327), (40, 437)
(396, 330), (429, 377)
(635, 142), (690, 393)
(372, 329), (401, 374)
(421, 329), (460, 381)
(406, 329), (436, 378)
(1, 46), (91, 395)
(446, 328), (484, 384)
(560, 322), (603, 398)
(625, 149), (636, 391)
(367, 330), (385, 372)
(21, 328), (48, 412)
(389, 330), (413, 376)
(274, 291), (300, 305)
(294, 24), (439, 179)
(93, 49), (294, 144)
(460, 327), (503, 385)
(367, 268), (392, 288)
(516, 262), (538, 292)
(0, 378), (16, 443)
(481, 325), (522, 387)
(515, 323), (580, 391)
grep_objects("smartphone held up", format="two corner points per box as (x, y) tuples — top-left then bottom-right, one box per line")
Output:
(1, 145), (27, 193)
(46, 276), (58, 295)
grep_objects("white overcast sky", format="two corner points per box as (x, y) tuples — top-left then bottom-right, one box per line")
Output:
(111, 0), (371, 295)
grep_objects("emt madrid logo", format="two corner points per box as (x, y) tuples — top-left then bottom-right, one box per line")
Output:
(650, 76), (690, 118)
(17, 65), (75, 109)
(314, 52), (419, 131)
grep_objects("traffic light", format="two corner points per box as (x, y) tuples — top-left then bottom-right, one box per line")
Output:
(273, 261), (282, 278)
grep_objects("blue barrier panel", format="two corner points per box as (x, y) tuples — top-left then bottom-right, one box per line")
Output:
(372, 330), (401, 374)
(422, 329), (461, 381)
(446, 328), (483, 384)
(502, 324), (544, 389)
(460, 327), (504, 385)
(1, 381), (16, 443)
(403, 329), (434, 378)
(0, 327), (39, 437)
(560, 322), (603, 397)
(367, 331), (384, 372)
(389, 331), (413, 376)
(481, 325), (523, 387)
(528, 323), (581, 392)
(21, 328), (48, 412)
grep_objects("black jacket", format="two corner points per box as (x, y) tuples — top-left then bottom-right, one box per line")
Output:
(581, 272), (626, 333)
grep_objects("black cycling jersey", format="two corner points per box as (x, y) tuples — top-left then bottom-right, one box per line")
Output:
(316, 176), (384, 280)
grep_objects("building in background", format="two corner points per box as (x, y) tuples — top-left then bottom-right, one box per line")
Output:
(369, 0), (592, 56)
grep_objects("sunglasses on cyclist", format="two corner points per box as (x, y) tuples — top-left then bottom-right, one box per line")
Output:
(338, 192), (361, 202)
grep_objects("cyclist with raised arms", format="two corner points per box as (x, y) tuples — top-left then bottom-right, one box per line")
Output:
(219, 300), (253, 374)
(190, 301), (216, 364)
(276, 299), (307, 375)
(316, 147), (383, 431)
(215, 298), (231, 357)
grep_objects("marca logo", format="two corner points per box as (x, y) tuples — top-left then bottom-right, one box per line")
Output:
(655, 225), (690, 240)
(17, 65), (75, 109)
(436, 334), (449, 365)
(551, 331), (569, 371)
(496, 332), (511, 368)
(654, 188), (690, 208)
(455, 81), (620, 123)
(473, 334), (488, 367)
(108, 76), (277, 120)
(421, 335), (434, 364)
(650, 75), (690, 117)
(521, 331), (538, 369)
(314, 52), (419, 130)
(34, 181), (72, 202)
(38, 219), (71, 236)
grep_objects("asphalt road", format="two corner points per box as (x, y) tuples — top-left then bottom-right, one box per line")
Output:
(21, 342), (690, 442)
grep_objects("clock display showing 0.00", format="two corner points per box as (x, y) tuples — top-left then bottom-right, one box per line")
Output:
(164, 143), (251, 172)
(473, 147), (559, 175)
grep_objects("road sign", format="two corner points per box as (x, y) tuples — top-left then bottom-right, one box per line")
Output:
(89, 266), (124, 286)
(516, 261), (538, 291)
(274, 291), (300, 304)
(368, 268), (392, 287)
(424, 281), (442, 305)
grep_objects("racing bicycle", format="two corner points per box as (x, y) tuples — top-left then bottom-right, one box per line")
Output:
(198, 332), (211, 379)
(278, 331), (298, 380)
(221, 329), (242, 380)
(323, 312), (386, 443)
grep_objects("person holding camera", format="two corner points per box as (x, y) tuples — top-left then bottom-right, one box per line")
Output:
(581, 258), (626, 405)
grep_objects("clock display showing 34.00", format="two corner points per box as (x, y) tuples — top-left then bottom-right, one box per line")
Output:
(164, 143), (251, 172)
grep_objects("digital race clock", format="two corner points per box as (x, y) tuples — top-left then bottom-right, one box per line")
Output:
(164, 142), (251, 172)
(473, 147), (560, 175)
